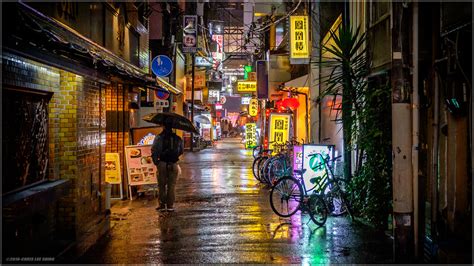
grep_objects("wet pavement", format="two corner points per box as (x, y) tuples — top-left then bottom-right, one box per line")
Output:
(78, 138), (393, 264)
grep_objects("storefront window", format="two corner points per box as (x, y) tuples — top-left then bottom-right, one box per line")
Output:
(2, 88), (52, 194)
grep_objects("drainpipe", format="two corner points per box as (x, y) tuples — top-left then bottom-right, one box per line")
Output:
(412, 2), (420, 259)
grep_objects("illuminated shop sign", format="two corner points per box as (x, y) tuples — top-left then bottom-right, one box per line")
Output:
(237, 81), (257, 92)
(268, 113), (291, 154)
(249, 98), (258, 116)
(245, 123), (257, 149)
(290, 16), (310, 59)
(301, 145), (335, 193)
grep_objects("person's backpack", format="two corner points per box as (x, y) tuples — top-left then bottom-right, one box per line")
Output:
(159, 133), (183, 163)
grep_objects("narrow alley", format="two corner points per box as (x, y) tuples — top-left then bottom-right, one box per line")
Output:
(77, 139), (393, 264)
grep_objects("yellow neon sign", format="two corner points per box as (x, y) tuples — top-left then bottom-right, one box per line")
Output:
(290, 16), (310, 59)
(245, 123), (257, 149)
(237, 81), (257, 92)
(268, 113), (291, 154)
(249, 99), (258, 116)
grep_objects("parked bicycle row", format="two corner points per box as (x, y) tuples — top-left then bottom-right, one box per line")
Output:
(252, 139), (353, 227)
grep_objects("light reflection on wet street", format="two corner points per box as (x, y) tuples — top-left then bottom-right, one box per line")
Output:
(78, 138), (393, 264)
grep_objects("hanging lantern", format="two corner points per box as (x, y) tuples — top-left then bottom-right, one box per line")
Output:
(282, 98), (300, 110)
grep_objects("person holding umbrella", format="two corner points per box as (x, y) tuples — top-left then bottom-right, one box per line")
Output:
(144, 112), (198, 212)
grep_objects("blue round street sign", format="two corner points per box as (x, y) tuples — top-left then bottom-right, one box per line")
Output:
(151, 55), (173, 77)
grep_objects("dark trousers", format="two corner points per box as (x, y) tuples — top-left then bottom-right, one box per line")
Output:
(158, 161), (178, 208)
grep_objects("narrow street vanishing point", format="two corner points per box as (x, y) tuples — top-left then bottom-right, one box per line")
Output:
(78, 139), (393, 264)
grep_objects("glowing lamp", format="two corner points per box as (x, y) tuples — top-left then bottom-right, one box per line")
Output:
(282, 98), (300, 110)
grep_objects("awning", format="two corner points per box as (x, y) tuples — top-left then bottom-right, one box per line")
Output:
(156, 77), (182, 95)
(7, 2), (155, 85)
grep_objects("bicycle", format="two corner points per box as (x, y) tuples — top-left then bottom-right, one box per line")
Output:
(270, 169), (328, 227)
(306, 153), (354, 219)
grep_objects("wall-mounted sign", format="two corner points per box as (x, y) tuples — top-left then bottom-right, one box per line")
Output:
(183, 15), (198, 53)
(194, 71), (206, 88)
(237, 81), (257, 92)
(215, 103), (222, 110)
(257, 60), (268, 99)
(124, 145), (158, 186)
(243, 65), (253, 79)
(248, 72), (257, 81)
(249, 98), (258, 116)
(290, 16), (310, 59)
(268, 113), (291, 154)
(209, 90), (220, 98)
(241, 96), (251, 105)
(245, 123), (257, 149)
(105, 153), (122, 184)
(151, 55), (173, 77)
(301, 145), (335, 193)
(293, 145), (303, 173)
(195, 56), (213, 67)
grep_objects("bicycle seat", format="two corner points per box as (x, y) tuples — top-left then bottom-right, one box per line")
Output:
(294, 169), (307, 175)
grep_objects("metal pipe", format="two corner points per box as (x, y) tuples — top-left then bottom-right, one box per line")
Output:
(191, 53), (195, 152)
(412, 2), (420, 258)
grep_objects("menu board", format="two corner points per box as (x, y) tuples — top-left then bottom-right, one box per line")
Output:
(124, 145), (158, 186)
(105, 153), (122, 184)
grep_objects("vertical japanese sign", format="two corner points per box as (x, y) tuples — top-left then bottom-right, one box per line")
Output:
(290, 16), (309, 59)
(256, 60), (268, 99)
(105, 153), (122, 184)
(268, 113), (291, 154)
(210, 21), (224, 69)
(183, 15), (198, 53)
(249, 98), (258, 116)
(245, 123), (257, 149)
(293, 145), (303, 172)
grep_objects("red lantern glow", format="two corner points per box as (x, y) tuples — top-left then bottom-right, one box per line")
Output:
(282, 98), (300, 110)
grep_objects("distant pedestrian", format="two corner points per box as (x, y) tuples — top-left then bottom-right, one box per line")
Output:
(151, 122), (183, 212)
(222, 120), (229, 138)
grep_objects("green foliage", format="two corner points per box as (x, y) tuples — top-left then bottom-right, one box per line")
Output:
(317, 24), (392, 229)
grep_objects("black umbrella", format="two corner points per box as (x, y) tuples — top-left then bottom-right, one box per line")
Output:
(142, 112), (199, 134)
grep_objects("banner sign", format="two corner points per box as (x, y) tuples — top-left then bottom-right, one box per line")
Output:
(195, 56), (213, 67)
(183, 15), (198, 53)
(249, 98), (258, 116)
(202, 127), (211, 141)
(290, 16), (310, 59)
(293, 145), (303, 172)
(301, 144), (335, 193)
(105, 153), (122, 184)
(125, 145), (158, 186)
(245, 123), (257, 149)
(237, 81), (257, 92)
(256, 60), (268, 99)
(268, 113), (291, 154)
(194, 71), (206, 88)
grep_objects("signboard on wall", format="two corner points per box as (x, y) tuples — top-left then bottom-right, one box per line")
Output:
(195, 56), (213, 67)
(245, 123), (257, 149)
(249, 98), (258, 116)
(241, 96), (251, 105)
(237, 81), (257, 92)
(105, 153), (122, 184)
(268, 113), (291, 154)
(290, 16), (310, 60)
(301, 144), (335, 193)
(256, 60), (268, 99)
(124, 145), (158, 186)
(293, 145), (303, 172)
(183, 15), (198, 53)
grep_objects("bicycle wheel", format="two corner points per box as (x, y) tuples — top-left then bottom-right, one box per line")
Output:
(252, 156), (263, 181)
(267, 157), (285, 185)
(323, 179), (351, 217)
(258, 156), (270, 184)
(308, 193), (328, 226)
(261, 157), (275, 185)
(270, 176), (303, 217)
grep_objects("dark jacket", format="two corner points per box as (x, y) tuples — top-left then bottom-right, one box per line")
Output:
(151, 131), (184, 164)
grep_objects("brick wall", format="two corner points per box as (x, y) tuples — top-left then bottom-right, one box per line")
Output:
(2, 52), (107, 249)
(105, 82), (130, 194)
